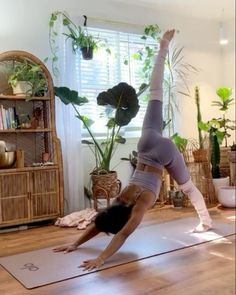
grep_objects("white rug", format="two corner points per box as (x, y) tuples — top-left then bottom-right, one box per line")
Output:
(0, 217), (235, 289)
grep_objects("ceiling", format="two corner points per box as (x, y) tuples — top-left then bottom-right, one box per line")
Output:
(111, 0), (235, 21)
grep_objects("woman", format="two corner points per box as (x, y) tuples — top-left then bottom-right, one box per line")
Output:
(53, 29), (212, 271)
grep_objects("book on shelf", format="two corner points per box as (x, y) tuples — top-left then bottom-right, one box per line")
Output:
(0, 105), (18, 130)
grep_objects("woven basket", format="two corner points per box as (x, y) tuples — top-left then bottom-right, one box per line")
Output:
(192, 149), (208, 163)
(91, 170), (121, 202)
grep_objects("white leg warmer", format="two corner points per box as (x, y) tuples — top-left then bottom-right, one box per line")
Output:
(179, 179), (212, 227)
(149, 47), (168, 102)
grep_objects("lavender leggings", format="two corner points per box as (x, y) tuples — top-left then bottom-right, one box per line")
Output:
(137, 100), (190, 185)
(129, 44), (212, 227)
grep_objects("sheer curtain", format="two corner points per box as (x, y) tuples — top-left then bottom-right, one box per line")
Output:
(53, 17), (85, 214)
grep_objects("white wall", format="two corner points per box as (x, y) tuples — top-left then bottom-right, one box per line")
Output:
(1, 0), (235, 186)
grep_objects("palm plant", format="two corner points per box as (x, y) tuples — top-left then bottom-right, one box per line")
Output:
(131, 25), (198, 137)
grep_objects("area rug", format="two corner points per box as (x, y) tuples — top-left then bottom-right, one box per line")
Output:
(0, 217), (235, 289)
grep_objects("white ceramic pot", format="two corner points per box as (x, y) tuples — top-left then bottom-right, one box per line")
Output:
(12, 81), (32, 96)
(212, 176), (230, 196)
(218, 186), (236, 208)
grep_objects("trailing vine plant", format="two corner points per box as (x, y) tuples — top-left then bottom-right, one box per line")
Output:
(47, 11), (111, 77)
(128, 24), (198, 137)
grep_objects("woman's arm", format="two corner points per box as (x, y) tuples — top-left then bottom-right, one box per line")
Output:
(53, 222), (100, 253)
(80, 193), (153, 271)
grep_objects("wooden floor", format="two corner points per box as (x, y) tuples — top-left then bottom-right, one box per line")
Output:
(0, 205), (235, 295)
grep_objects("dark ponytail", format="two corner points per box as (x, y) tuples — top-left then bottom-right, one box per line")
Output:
(95, 203), (133, 234)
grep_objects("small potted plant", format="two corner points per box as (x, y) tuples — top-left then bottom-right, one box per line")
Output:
(8, 60), (47, 96)
(199, 120), (229, 195)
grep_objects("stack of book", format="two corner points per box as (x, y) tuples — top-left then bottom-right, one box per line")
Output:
(0, 105), (18, 130)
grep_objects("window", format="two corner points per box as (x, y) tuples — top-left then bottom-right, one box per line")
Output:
(74, 27), (158, 138)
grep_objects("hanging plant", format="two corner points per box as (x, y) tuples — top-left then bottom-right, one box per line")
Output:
(48, 11), (110, 75)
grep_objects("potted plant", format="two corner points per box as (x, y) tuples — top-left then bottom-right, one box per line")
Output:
(192, 86), (208, 162)
(54, 82), (140, 207)
(199, 120), (229, 195)
(211, 87), (235, 148)
(212, 87), (235, 175)
(7, 59), (47, 96)
(49, 12), (109, 60)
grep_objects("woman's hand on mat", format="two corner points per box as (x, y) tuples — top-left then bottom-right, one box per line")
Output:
(53, 244), (77, 253)
(79, 257), (104, 271)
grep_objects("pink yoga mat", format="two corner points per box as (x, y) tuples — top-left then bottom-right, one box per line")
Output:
(0, 217), (235, 289)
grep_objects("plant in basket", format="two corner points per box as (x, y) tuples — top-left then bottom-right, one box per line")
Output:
(54, 82), (140, 208)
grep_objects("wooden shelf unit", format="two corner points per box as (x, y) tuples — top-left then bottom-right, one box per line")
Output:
(0, 50), (64, 228)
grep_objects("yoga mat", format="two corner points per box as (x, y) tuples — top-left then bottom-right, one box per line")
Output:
(0, 217), (235, 289)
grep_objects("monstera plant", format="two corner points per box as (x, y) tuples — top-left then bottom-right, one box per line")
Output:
(55, 83), (139, 208)
(54, 82), (140, 174)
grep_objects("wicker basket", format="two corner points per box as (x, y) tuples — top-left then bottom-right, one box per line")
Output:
(91, 171), (121, 210)
(192, 149), (208, 163)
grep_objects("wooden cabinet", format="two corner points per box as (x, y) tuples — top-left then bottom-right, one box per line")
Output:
(0, 51), (64, 228)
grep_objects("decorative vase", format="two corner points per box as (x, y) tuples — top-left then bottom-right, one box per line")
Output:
(218, 186), (236, 208)
(12, 81), (32, 96)
(169, 190), (184, 208)
(212, 176), (230, 197)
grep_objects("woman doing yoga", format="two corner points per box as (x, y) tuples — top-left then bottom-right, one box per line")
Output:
(53, 29), (212, 271)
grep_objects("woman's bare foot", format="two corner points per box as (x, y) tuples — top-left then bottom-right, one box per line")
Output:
(192, 223), (212, 233)
(160, 29), (175, 49)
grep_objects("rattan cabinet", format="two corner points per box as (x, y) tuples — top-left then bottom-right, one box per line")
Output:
(0, 51), (64, 228)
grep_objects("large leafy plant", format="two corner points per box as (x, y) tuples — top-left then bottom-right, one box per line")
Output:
(211, 87), (235, 147)
(198, 87), (235, 178)
(55, 83), (140, 174)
